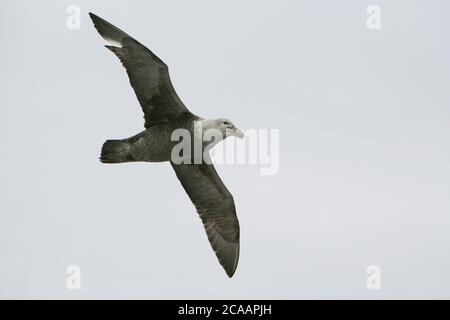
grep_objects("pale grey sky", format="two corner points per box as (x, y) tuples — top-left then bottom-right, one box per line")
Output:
(1, 0), (450, 299)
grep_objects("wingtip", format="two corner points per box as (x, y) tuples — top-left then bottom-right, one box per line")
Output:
(226, 268), (236, 278)
(88, 12), (101, 26)
(89, 12), (105, 26)
(88, 12), (129, 47)
(89, 12), (109, 27)
(222, 241), (239, 278)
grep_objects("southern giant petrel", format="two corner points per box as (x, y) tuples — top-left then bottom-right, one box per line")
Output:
(89, 13), (243, 277)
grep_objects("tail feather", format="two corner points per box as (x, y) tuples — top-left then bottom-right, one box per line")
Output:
(100, 139), (131, 163)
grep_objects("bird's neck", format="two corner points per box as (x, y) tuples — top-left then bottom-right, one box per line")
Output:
(193, 119), (225, 148)
(200, 119), (217, 131)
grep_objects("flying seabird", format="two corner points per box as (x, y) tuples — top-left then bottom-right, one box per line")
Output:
(89, 13), (244, 277)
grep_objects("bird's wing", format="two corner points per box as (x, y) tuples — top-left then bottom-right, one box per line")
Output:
(89, 13), (190, 128)
(171, 161), (240, 278)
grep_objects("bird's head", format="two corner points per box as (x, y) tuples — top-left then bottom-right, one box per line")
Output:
(215, 118), (244, 139)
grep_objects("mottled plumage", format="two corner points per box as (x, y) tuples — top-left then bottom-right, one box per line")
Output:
(90, 13), (243, 277)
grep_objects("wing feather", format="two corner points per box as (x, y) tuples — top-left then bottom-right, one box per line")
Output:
(171, 162), (240, 277)
(89, 13), (190, 127)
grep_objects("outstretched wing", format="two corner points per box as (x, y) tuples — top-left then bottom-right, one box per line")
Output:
(171, 161), (240, 278)
(89, 13), (190, 128)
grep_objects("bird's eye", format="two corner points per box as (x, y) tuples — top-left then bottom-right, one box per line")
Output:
(223, 121), (230, 125)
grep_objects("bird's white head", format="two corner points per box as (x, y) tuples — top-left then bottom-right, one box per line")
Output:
(215, 118), (244, 139)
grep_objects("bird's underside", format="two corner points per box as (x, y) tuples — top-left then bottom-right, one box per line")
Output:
(89, 13), (240, 277)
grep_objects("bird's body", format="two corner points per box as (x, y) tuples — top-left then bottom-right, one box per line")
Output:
(101, 112), (199, 163)
(89, 13), (243, 277)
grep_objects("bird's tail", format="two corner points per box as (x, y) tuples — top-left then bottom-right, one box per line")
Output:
(100, 139), (131, 163)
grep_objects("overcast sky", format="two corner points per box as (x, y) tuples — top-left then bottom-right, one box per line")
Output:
(1, 0), (450, 299)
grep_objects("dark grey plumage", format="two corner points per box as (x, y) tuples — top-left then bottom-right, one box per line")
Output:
(90, 13), (189, 128)
(89, 13), (241, 277)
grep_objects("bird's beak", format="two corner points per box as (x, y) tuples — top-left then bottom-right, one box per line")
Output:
(233, 128), (244, 139)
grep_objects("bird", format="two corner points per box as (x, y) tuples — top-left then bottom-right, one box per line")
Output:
(89, 13), (243, 277)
